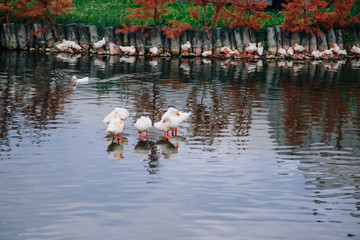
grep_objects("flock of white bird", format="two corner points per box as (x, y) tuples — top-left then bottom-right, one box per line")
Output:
(102, 107), (191, 142)
(55, 37), (360, 59)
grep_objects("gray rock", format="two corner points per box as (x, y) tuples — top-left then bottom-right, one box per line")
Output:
(309, 34), (317, 52)
(211, 28), (222, 54)
(220, 27), (231, 48)
(89, 25), (98, 49)
(16, 24), (27, 50)
(317, 30), (328, 51)
(169, 35), (180, 55)
(25, 24), (35, 49)
(267, 27), (277, 55)
(282, 30), (290, 49)
(0, 24), (6, 49)
(300, 32), (310, 52)
(66, 23), (79, 43)
(44, 26), (55, 48)
(109, 42), (121, 55)
(135, 29), (146, 54)
(105, 27), (114, 43)
(56, 24), (67, 41)
(291, 32), (300, 46)
(335, 28), (344, 49)
(275, 26), (282, 48)
(326, 28), (336, 48)
(202, 29), (212, 52)
(233, 28), (244, 52)
(191, 29), (203, 56)
(78, 25), (90, 50)
(33, 23), (47, 49)
(241, 27), (251, 47)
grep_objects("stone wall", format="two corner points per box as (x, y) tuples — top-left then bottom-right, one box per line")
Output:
(1, 23), (360, 57)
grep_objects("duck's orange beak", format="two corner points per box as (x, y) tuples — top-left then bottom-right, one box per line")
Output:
(71, 77), (75, 82)
(120, 118), (124, 121)
(177, 112), (180, 116)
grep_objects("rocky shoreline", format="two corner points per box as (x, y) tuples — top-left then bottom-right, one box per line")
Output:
(1, 23), (360, 60)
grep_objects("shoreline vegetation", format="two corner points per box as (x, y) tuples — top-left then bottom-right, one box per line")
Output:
(1, 0), (360, 59)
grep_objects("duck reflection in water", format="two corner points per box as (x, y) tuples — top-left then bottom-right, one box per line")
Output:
(106, 137), (128, 162)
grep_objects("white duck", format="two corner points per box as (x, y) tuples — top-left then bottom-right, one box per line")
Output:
(202, 50), (212, 57)
(155, 107), (181, 139)
(56, 40), (82, 52)
(311, 50), (323, 59)
(134, 116), (152, 139)
(94, 37), (106, 50)
(149, 46), (159, 57)
(120, 46), (136, 55)
(257, 42), (264, 56)
(322, 49), (333, 56)
(103, 108), (129, 123)
(106, 118), (124, 140)
(330, 43), (341, 54)
(220, 46), (232, 54)
(277, 48), (287, 56)
(287, 47), (294, 56)
(350, 45), (360, 55)
(181, 41), (191, 54)
(71, 75), (89, 84)
(294, 43), (305, 54)
(245, 42), (257, 55)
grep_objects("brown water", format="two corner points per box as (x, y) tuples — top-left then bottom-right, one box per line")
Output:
(0, 51), (360, 240)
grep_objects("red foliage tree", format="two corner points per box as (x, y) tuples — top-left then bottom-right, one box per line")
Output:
(281, 0), (330, 36)
(327, 0), (360, 28)
(0, 0), (27, 37)
(161, 20), (192, 39)
(222, 0), (270, 41)
(125, 0), (175, 36)
(25, 0), (74, 40)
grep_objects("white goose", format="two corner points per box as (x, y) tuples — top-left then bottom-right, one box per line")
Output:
(94, 37), (106, 50)
(103, 108), (129, 123)
(106, 118), (124, 140)
(120, 46), (136, 55)
(71, 75), (89, 84)
(155, 107), (181, 139)
(257, 43), (264, 56)
(181, 41), (191, 54)
(149, 46), (159, 57)
(134, 116), (152, 139)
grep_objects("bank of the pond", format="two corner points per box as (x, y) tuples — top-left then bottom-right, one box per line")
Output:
(1, 23), (360, 59)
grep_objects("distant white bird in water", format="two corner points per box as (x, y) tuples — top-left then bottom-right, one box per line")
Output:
(134, 116), (152, 139)
(71, 75), (89, 84)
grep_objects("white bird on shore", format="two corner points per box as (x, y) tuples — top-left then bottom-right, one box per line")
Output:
(103, 108), (129, 123)
(134, 116), (152, 139)
(56, 40), (82, 52)
(330, 43), (341, 55)
(294, 43), (305, 54)
(350, 45), (360, 55)
(202, 50), (212, 57)
(120, 46), (136, 55)
(287, 47), (294, 55)
(277, 48), (287, 56)
(311, 50), (323, 58)
(245, 42), (257, 55)
(220, 46), (232, 54)
(150, 46), (159, 56)
(181, 41), (191, 54)
(257, 42), (264, 56)
(71, 75), (89, 84)
(322, 49), (333, 56)
(94, 37), (106, 50)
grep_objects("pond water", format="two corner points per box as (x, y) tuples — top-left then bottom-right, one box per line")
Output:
(1, 51), (360, 240)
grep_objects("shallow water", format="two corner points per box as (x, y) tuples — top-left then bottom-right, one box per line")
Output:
(1, 51), (360, 240)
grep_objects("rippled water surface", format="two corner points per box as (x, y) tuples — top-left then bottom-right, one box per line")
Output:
(1, 51), (360, 240)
